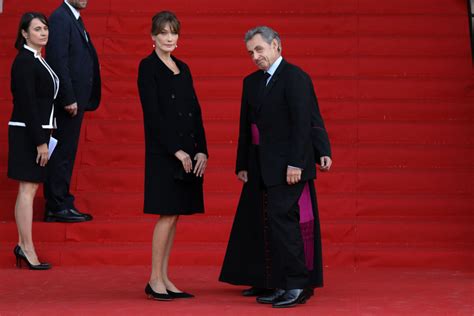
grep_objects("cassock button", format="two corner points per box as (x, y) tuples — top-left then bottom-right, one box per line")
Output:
(171, 94), (176, 99)
(178, 112), (183, 116)
(188, 113), (193, 117)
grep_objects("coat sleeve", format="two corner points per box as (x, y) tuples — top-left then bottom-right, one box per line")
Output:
(137, 59), (181, 155)
(46, 12), (76, 107)
(286, 68), (312, 169)
(187, 66), (208, 157)
(11, 58), (49, 146)
(307, 74), (332, 160)
(235, 78), (251, 174)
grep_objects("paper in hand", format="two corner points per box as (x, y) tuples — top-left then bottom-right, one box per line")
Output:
(48, 136), (58, 159)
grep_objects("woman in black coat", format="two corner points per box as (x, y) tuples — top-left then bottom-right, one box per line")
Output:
(8, 12), (59, 270)
(137, 11), (208, 301)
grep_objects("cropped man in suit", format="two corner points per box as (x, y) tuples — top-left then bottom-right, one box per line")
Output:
(234, 26), (332, 308)
(43, 0), (101, 222)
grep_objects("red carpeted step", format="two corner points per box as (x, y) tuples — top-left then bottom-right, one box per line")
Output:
(356, 244), (472, 270)
(0, 241), (354, 267)
(357, 144), (473, 169)
(354, 218), (474, 245)
(359, 15), (466, 36)
(100, 56), (359, 79)
(106, 14), (357, 37)
(358, 36), (470, 57)
(357, 0), (465, 14)
(102, 36), (359, 58)
(79, 143), (361, 169)
(0, 217), (359, 245)
(99, 77), (358, 101)
(358, 100), (473, 121)
(71, 167), (354, 194)
(108, 0), (357, 14)
(358, 121), (472, 145)
(358, 57), (471, 77)
(356, 194), (474, 217)
(356, 169), (471, 194)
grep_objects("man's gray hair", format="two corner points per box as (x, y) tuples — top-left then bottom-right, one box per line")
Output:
(244, 26), (282, 52)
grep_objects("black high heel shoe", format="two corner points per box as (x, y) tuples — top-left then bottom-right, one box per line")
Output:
(13, 245), (51, 270)
(167, 289), (194, 298)
(145, 283), (173, 301)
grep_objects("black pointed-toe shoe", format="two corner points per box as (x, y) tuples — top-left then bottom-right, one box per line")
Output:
(13, 245), (51, 270)
(145, 284), (173, 301)
(167, 290), (194, 298)
(272, 288), (311, 308)
(242, 287), (272, 297)
(256, 288), (286, 304)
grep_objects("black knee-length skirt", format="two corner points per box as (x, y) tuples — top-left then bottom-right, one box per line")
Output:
(8, 126), (50, 183)
(143, 152), (205, 215)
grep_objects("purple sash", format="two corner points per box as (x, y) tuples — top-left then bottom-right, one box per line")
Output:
(298, 183), (314, 270)
(251, 124), (260, 145)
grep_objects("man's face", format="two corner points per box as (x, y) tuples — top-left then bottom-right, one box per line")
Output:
(67, 0), (88, 10)
(246, 34), (280, 71)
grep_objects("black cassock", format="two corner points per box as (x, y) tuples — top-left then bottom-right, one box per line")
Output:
(218, 144), (325, 289)
(219, 66), (330, 289)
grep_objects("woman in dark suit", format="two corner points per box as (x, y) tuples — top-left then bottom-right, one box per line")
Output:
(137, 11), (208, 301)
(8, 12), (59, 270)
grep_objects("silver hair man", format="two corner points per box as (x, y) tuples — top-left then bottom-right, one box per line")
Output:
(244, 25), (282, 52)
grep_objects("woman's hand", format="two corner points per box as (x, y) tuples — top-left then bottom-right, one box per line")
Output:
(193, 153), (208, 177)
(175, 150), (192, 173)
(36, 143), (49, 167)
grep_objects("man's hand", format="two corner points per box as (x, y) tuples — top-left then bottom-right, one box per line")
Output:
(286, 166), (302, 185)
(237, 170), (248, 183)
(64, 102), (78, 117)
(319, 156), (332, 172)
(193, 153), (208, 177)
(175, 150), (192, 173)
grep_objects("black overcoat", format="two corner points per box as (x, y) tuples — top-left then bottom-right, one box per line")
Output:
(137, 52), (208, 214)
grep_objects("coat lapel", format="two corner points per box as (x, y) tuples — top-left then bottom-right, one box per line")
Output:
(263, 58), (287, 96)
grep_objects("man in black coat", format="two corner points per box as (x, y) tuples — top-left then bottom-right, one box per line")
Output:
(44, 0), (101, 222)
(235, 26), (332, 308)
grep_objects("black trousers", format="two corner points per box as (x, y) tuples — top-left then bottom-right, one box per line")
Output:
(44, 107), (84, 212)
(266, 181), (310, 290)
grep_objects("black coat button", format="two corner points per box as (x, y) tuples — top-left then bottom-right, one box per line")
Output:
(190, 133), (195, 138)
(178, 112), (183, 116)
(171, 94), (175, 99)
(188, 112), (193, 117)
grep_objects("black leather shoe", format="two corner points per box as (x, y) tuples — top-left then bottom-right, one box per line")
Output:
(256, 289), (285, 304)
(272, 288), (310, 308)
(145, 284), (173, 301)
(242, 287), (272, 297)
(167, 290), (194, 298)
(44, 208), (93, 223)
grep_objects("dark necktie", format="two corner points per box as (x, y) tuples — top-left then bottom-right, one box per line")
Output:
(263, 72), (271, 87)
(77, 17), (89, 42)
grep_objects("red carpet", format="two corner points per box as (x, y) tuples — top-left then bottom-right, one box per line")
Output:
(0, 266), (472, 315)
(0, 0), (473, 314)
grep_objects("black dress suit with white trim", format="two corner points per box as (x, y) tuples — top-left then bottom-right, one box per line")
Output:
(8, 46), (59, 182)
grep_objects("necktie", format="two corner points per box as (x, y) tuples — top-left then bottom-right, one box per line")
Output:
(77, 17), (89, 42)
(263, 72), (271, 87)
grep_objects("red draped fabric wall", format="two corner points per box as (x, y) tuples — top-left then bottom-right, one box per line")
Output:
(0, 0), (472, 269)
